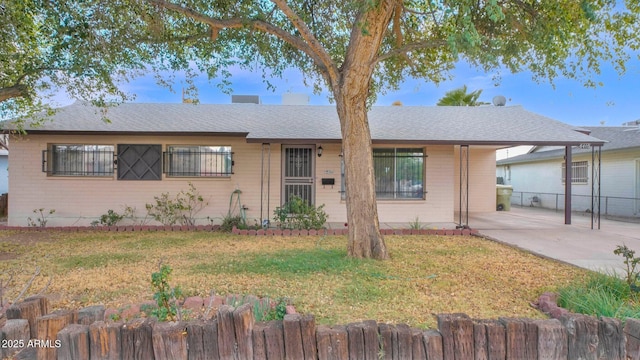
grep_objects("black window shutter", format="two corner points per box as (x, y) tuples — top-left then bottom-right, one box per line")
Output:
(117, 144), (162, 180)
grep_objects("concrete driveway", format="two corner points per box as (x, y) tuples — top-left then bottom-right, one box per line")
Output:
(469, 207), (640, 273)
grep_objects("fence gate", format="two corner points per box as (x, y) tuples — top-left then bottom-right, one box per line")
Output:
(282, 146), (315, 205)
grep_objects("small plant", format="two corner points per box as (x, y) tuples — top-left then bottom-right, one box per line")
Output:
(146, 183), (208, 226)
(27, 208), (55, 227)
(614, 244), (640, 292)
(273, 196), (328, 230)
(91, 209), (125, 227)
(227, 295), (289, 322)
(150, 264), (183, 321)
(409, 216), (423, 230)
(220, 214), (246, 232)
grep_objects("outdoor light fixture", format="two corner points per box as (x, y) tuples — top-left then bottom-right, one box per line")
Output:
(317, 145), (323, 157)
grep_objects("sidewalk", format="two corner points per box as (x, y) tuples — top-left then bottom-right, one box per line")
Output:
(470, 207), (640, 272)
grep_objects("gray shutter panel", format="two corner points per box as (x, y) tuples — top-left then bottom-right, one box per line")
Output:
(117, 144), (162, 180)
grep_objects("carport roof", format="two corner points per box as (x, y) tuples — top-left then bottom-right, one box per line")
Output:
(497, 126), (639, 165)
(4, 101), (606, 146)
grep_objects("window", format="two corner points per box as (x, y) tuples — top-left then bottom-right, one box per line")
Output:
(373, 148), (425, 199)
(165, 146), (233, 177)
(562, 161), (589, 184)
(44, 144), (114, 176)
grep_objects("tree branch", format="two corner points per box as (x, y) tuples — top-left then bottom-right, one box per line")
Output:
(0, 84), (29, 103)
(269, 0), (340, 85)
(145, 0), (334, 79)
(13, 267), (41, 304)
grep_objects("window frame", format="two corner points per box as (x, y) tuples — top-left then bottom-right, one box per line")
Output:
(341, 147), (426, 200)
(562, 161), (589, 184)
(44, 144), (115, 177)
(164, 145), (233, 178)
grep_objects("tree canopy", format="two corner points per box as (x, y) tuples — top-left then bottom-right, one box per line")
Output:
(437, 85), (488, 106)
(0, 0), (136, 125)
(5, 0), (639, 258)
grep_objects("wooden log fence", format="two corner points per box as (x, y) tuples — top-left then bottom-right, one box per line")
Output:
(3, 296), (640, 359)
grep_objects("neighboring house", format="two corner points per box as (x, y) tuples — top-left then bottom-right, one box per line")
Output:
(2, 100), (604, 227)
(497, 126), (640, 217)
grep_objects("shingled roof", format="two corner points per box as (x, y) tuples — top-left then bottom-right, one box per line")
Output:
(5, 101), (606, 146)
(497, 126), (639, 165)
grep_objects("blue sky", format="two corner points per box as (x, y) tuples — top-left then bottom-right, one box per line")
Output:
(58, 58), (640, 127)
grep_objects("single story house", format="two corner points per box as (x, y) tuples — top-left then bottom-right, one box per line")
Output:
(2, 100), (605, 227)
(497, 126), (640, 218)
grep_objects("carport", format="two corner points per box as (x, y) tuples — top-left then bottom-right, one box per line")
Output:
(470, 206), (640, 271)
(457, 135), (604, 230)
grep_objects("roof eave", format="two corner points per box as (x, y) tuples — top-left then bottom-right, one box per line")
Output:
(11, 130), (250, 137)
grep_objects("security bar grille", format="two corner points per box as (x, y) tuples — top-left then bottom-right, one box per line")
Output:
(164, 146), (233, 177)
(42, 145), (115, 176)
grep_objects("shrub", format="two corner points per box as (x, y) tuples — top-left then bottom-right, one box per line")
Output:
(273, 196), (327, 230)
(146, 183), (208, 226)
(613, 244), (640, 292)
(220, 214), (246, 232)
(91, 209), (125, 227)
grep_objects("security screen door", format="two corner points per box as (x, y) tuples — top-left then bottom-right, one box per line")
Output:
(282, 146), (314, 205)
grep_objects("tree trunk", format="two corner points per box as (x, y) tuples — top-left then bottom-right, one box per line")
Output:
(335, 92), (389, 260)
(332, 1), (396, 260)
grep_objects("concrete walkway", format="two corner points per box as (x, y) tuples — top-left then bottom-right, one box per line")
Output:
(470, 207), (640, 273)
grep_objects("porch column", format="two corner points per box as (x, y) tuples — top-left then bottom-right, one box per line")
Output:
(564, 146), (572, 225)
(260, 143), (271, 227)
(591, 145), (602, 229)
(457, 145), (469, 229)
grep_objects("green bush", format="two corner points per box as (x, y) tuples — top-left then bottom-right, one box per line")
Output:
(273, 196), (327, 230)
(614, 244), (640, 292)
(91, 209), (125, 227)
(220, 214), (246, 232)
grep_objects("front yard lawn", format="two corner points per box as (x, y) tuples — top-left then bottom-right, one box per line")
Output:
(0, 231), (586, 328)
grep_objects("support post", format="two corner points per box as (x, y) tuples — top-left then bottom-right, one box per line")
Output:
(564, 146), (572, 225)
(591, 145), (602, 229)
(260, 143), (271, 228)
(457, 145), (469, 229)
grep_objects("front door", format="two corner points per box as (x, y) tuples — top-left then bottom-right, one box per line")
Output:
(282, 146), (315, 205)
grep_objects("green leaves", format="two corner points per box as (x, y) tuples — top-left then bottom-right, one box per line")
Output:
(436, 85), (488, 106)
(150, 264), (183, 321)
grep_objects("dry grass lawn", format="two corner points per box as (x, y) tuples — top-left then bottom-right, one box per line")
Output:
(0, 230), (587, 328)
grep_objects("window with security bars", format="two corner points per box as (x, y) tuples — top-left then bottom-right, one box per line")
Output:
(373, 148), (425, 199)
(562, 161), (589, 184)
(43, 145), (114, 176)
(165, 146), (233, 177)
(341, 148), (426, 200)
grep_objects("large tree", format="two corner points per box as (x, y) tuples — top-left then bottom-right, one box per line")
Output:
(26, 1), (640, 259)
(0, 0), (135, 125)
